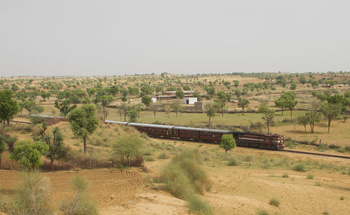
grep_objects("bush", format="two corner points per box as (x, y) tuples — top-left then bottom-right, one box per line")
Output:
(269, 198), (280, 207)
(307, 174), (314, 179)
(227, 158), (238, 166)
(157, 152), (170, 159)
(293, 163), (306, 172)
(10, 172), (53, 215)
(60, 176), (98, 215)
(282, 173), (289, 178)
(257, 209), (270, 215)
(187, 194), (213, 215)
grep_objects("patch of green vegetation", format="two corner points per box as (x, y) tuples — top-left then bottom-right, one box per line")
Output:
(293, 163), (306, 172)
(269, 198), (280, 207)
(307, 174), (314, 179)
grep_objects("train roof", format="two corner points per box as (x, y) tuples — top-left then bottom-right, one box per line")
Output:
(105, 120), (129, 125)
(128, 123), (174, 129)
(173, 126), (231, 133)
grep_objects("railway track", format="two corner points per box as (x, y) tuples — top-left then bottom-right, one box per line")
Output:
(283, 149), (350, 160)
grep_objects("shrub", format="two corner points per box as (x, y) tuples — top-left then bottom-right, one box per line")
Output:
(227, 158), (238, 166)
(11, 172), (53, 215)
(340, 196), (345, 200)
(269, 198), (280, 207)
(157, 152), (170, 159)
(60, 176), (98, 215)
(257, 210), (270, 215)
(187, 194), (213, 215)
(293, 163), (306, 172)
(307, 174), (314, 179)
(282, 173), (289, 178)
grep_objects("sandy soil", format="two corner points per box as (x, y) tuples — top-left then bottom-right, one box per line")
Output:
(2, 141), (350, 215)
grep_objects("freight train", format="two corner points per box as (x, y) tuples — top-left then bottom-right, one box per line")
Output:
(105, 120), (285, 150)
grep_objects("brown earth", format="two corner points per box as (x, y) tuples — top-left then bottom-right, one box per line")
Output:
(2, 139), (350, 215)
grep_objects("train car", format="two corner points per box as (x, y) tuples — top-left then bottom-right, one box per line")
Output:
(104, 120), (129, 126)
(173, 126), (231, 142)
(128, 123), (174, 138)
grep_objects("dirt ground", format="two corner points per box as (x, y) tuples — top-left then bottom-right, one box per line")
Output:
(1, 140), (350, 215)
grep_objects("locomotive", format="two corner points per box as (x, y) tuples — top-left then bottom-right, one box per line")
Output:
(105, 120), (284, 150)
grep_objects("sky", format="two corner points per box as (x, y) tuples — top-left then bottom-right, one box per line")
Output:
(0, 0), (349, 77)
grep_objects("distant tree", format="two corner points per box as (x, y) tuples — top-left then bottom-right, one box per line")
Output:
(297, 115), (309, 133)
(118, 103), (128, 121)
(234, 89), (242, 98)
(43, 127), (65, 168)
(233, 80), (239, 88)
(319, 103), (342, 133)
(204, 86), (216, 96)
(164, 105), (171, 118)
(0, 90), (19, 125)
(257, 103), (269, 113)
(175, 89), (184, 99)
(305, 111), (321, 133)
(11, 84), (19, 92)
(149, 103), (161, 119)
(67, 104), (99, 153)
(311, 80), (319, 88)
(290, 81), (297, 90)
(40, 91), (51, 101)
(113, 136), (143, 166)
(101, 95), (114, 121)
(215, 91), (232, 116)
(277, 92), (298, 119)
(298, 76), (307, 85)
(183, 85), (191, 90)
(262, 109), (275, 133)
(238, 98), (249, 115)
(9, 140), (49, 170)
(192, 91), (202, 101)
(220, 134), (236, 153)
(142, 96), (152, 106)
(127, 105), (139, 122)
(55, 99), (77, 117)
(170, 100), (183, 117)
(140, 86), (154, 96)
(205, 103), (216, 126)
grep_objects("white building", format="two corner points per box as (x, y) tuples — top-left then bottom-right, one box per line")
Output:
(183, 97), (197, 105)
(152, 97), (157, 103)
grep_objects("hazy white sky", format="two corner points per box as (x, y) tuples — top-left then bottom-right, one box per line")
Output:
(0, 0), (349, 77)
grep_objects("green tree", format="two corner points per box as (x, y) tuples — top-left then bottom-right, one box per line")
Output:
(101, 95), (114, 121)
(205, 103), (216, 126)
(305, 111), (321, 133)
(298, 76), (307, 84)
(113, 136), (143, 166)
(319, 103), (342, 133)
(220, 134), (236, 153)
(192, 91), (202, 101)
(233, 80), (239, 87)
(262, 109), (275, 133)
(238, 98), (249, 115)
(215, 91), (232, 116)
(279, 92), (298, 119)
(149, 103), (161, 118)
(290, 81), (297, 90)
(55, 99), (77, 117)
(142, 95), (152, 106)
(297, 115), (309, 133)
(43, 127), (65, 168)
(175, 89), (184, 99)
(127, 105), (139, 122)
(67, 104), (99, 153)
(0, 90), (19, 125)
(170, 100), (183, 117)
(9, 140), (49, 170)
(118, 103), (129, 121)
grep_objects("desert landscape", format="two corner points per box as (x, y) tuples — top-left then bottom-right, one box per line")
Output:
(1, 72), (350, 215)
